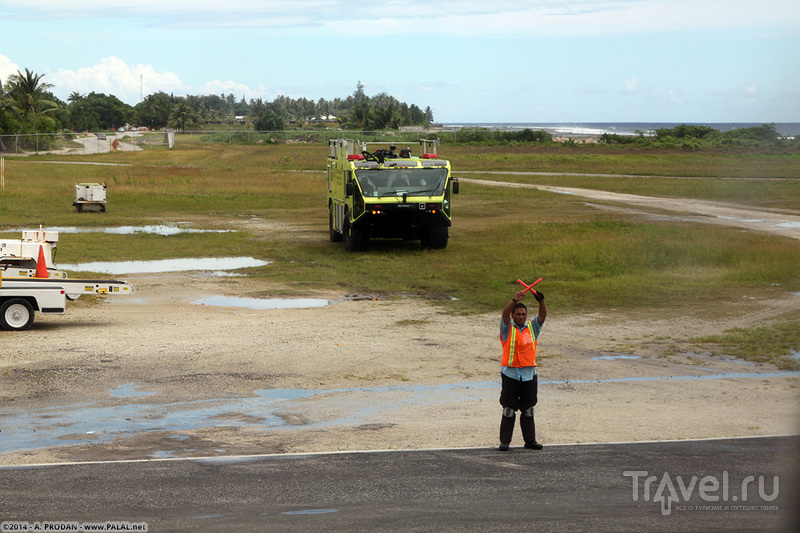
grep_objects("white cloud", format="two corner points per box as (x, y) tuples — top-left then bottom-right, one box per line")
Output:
(43, 56), (270, 104)
(743, 85), (760, 97)
(0, 54), (21, 84)
(48, 57), (184, 104)
(625, 78), (640, 93)
(4, 1), (799, 37)
(197, 79), (257, 98)
(668, 90), (684, 104)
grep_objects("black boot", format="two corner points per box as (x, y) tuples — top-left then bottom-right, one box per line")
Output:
(520, 413), (543, 450)
(499, 409), (516, 451)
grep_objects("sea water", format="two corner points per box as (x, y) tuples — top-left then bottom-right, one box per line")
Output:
(440, 122), (800, 138)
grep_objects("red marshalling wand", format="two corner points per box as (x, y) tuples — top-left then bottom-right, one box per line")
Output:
(517, 277), (542, 297)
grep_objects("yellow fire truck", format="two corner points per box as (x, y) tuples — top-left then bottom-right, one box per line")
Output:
(327, 139), (459, 251)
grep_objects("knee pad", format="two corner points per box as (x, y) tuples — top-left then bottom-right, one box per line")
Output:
(502, 407), (516, 417)
(523, 406), (534, 418)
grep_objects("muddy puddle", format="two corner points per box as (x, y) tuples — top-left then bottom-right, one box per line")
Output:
(195, 296), (330, 310)
(194, 294), (374, 310)
(2, 371), (797, 458)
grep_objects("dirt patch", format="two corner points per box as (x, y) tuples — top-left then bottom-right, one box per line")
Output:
(1, 269), (798, 465)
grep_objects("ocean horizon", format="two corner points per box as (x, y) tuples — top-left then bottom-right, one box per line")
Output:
(439, 122), (800, 138)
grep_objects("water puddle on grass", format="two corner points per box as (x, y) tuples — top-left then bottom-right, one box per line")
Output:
(714, 217), (800, 231)
(14, 224), (230, 236)
(60, 256), (270, 274)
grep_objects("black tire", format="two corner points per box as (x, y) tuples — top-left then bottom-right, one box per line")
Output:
(329, 204), (342, 242)
(422, 225), (449, 249)
(343, 211), (368, 252)
(1, 298), (35, 331)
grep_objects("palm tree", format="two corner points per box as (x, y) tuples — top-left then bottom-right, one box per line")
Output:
(167, 100), (199, 132)
(4, 69), (58, 151)
(67, 91), (87, 132)
(67, 91), (85, 105)
(250, 97), (267, 122)
(0, 80), (7, 152)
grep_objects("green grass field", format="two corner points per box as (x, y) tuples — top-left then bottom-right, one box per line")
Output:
(2, 143), (799, 369)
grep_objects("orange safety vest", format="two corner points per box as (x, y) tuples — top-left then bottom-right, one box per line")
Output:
(501, 321), (537, 368)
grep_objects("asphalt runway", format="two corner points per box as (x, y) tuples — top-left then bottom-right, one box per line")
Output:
(1, 436), (797, 532)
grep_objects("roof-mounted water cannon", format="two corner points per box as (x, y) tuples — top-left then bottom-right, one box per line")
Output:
(362, 145), (400, 165)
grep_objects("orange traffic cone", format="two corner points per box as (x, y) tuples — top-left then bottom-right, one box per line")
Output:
(36, 245), (49, 278)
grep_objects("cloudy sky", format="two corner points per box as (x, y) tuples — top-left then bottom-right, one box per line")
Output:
(1, 0), (798, 123)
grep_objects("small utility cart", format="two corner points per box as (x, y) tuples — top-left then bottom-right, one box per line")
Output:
(73, 182), (107, 212)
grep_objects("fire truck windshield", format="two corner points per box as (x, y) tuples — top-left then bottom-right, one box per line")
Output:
(355, 168), (447, 198)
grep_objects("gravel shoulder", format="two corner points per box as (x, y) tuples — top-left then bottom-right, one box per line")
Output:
(1, 271), (798, 466)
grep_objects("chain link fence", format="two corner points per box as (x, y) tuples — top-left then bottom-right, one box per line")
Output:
(1, 129), (480, 156)
(0, 127), (548, 156)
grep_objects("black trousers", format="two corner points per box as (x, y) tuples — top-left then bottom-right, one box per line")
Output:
(499, 373), (538, 411)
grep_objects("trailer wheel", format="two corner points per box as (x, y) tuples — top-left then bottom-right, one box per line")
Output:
(1, 298), (35, 331)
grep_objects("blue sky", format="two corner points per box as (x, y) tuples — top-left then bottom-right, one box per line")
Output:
(1, 0), (798, 123)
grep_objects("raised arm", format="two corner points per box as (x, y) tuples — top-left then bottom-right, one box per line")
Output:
(535, 294), (547, 326)
(503, 290), (526, 323)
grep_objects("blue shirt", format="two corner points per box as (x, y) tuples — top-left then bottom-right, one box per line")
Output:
(500, 316), (542, 381)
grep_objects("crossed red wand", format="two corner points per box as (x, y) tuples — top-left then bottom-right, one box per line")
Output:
(516, 277), (542, 297)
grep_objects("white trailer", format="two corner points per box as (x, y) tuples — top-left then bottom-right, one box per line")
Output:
(73, 183), (107, 212)
(0, 230), (134, 331)
(0, 274), (134, 330)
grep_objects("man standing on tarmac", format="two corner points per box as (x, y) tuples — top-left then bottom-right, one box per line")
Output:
(498, 288), (547, 451)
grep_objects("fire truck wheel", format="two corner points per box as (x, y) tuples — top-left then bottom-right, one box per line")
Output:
(422, 225), (449, 249)
(1, 298), (35, 331)
(343, 213), (367, 252)
(329, 204), (342, 242)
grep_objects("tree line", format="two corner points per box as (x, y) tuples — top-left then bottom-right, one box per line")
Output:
(0, 70), (435, 151)
(599, 123), (796, 149)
